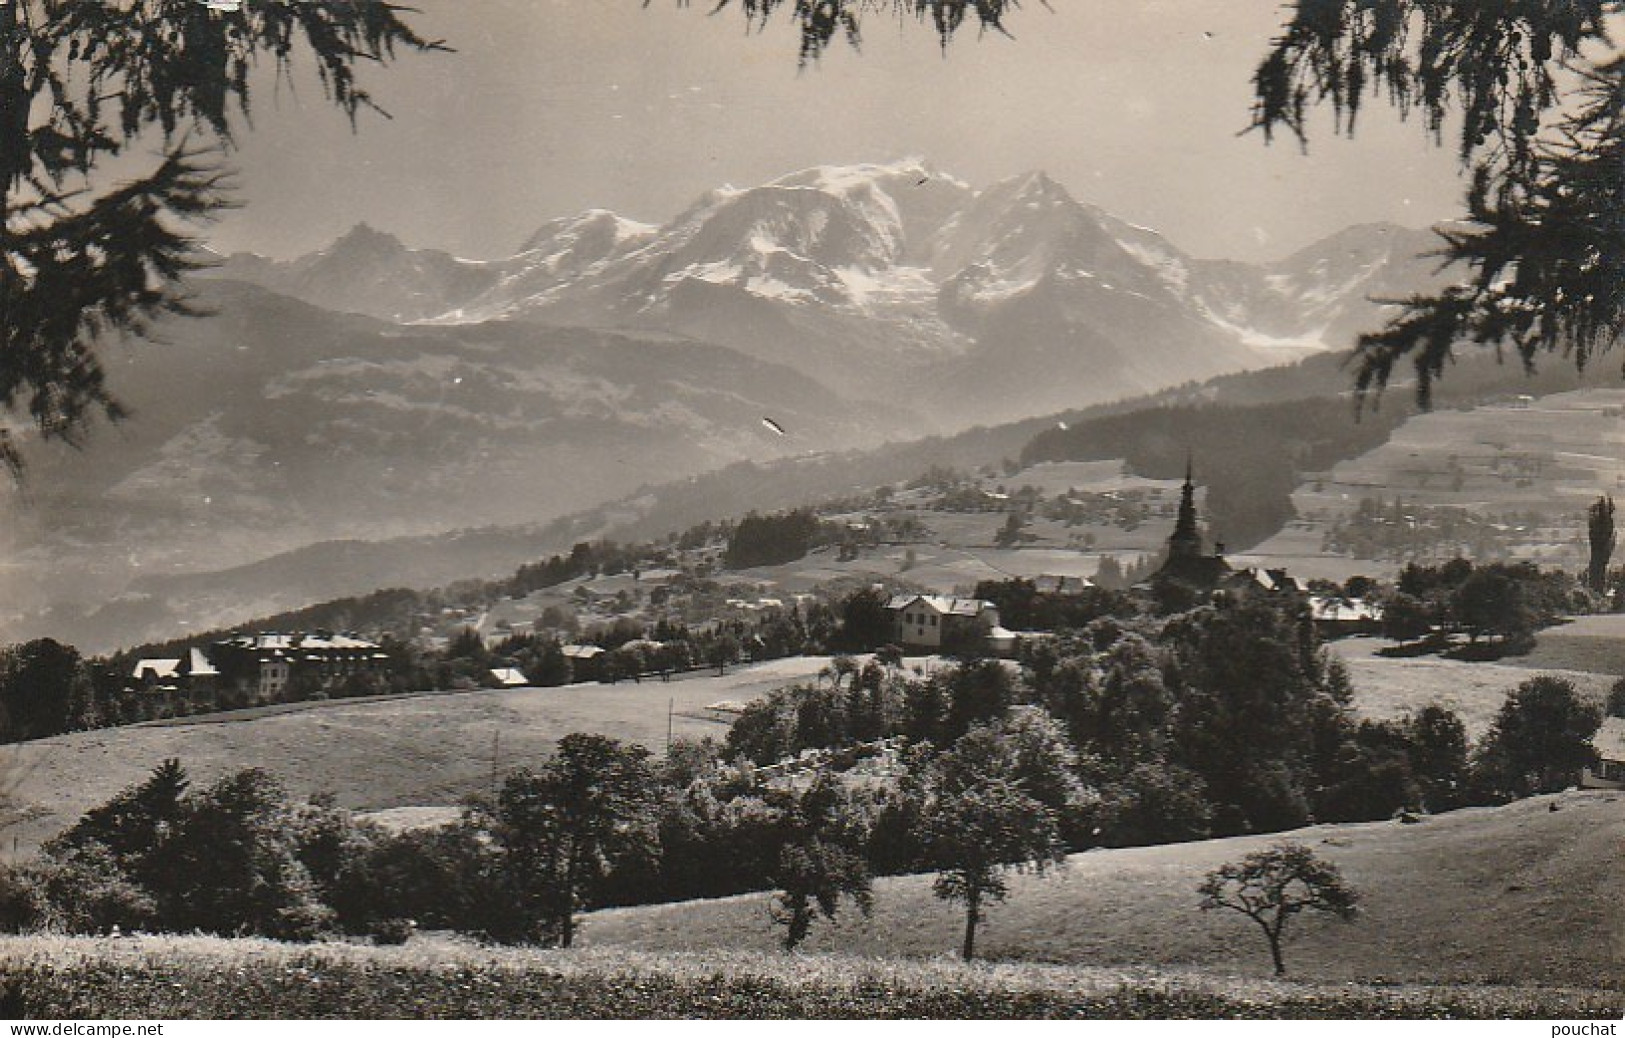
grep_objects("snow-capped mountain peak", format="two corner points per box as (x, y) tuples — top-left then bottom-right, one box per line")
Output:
(208, 162), (1453, 424)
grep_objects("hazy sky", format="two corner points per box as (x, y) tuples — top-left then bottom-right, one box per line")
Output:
(201, 0), (1468, 263)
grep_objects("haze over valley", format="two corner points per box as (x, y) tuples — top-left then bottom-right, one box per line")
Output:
(0, 161), (1460, 651)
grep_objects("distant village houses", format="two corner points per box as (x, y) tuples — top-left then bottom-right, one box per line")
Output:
(1031, 574), (1094, 596)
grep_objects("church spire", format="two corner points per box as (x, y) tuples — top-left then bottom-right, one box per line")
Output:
(1168, 455), (1202, 560)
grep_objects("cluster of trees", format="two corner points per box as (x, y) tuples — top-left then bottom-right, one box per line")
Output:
(1323, 497), (1533, 563)
(8, 646), (1592, 962)
(1381, 560), (1584, 654)
(972, 578), (1137, 632)
(734, 599), (1607, 838)
(0, 729), (1022, 959)
(505, 541), (653, 598)
(0, 639), (95, 742)
(4, 761), (371, 940)
(723, 509), (826, 569)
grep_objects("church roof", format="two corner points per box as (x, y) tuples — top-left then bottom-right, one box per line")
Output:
(1154, 553), (1232, 590)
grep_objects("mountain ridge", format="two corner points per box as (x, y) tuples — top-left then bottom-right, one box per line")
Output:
(213, 161), (1450, 424)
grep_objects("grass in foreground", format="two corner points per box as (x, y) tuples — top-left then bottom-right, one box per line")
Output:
(0, 937), (1617, 1020)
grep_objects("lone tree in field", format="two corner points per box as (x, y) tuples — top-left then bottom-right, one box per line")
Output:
(917, 722), (1071, 960)
(0, 1), (438, 473)
(1198, 841), (1360, 976)
(1589, 495), (1616, 594)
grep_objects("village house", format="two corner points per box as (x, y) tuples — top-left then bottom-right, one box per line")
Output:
(1581, 716), (1625, 790)
(1309, 594), (1385, 636)
(488, 667), (529, 688)
(185, 647), (220, 697)
(1032, 574), (1095, 596)
(561, 643), (605, 683)
(128, 647), (221, 702)
(129, 657), (183, 695)
(884, 593), (1015, 655)
(1223, 567), (1310, 599)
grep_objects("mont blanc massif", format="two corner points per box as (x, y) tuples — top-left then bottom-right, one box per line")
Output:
(7, 160), (1446, 649)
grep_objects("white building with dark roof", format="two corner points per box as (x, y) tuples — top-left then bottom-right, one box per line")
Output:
(883, 594), (1012, 654)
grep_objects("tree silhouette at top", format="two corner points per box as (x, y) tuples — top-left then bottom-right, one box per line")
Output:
(672, 0), (1020, 66)
(0, 1), (440, 474)
(1250, 2), (1625, 407)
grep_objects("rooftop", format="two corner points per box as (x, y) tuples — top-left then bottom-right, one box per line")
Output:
(1592, 716), (1625, 762)
(884, 593), (993, 616)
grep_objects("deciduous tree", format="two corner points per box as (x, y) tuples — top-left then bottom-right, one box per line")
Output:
(769, 772), (873, 950)
(493, 734), (658, 947)
(916, 722), (1071, 959)
(1198, 841), (1359, 976)
(1474, 675), (1604, 798)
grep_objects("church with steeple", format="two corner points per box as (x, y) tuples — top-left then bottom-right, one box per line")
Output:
(1149, 459), (1231, 596)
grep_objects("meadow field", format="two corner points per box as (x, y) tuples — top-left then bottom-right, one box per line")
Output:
(0, 657), (841, 856)
(1, 790), (1618, 1019)
(2, 937), (1614, 1019)
(1329, 635), (1615, 737)
(580, 790), (1624, 990)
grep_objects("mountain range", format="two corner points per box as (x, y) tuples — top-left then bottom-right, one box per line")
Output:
(1, 161), (1458, 651)
(215, 160), (1449, 424)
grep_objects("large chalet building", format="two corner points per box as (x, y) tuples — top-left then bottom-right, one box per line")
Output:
(130, 631), (387, 704)
(211, 631), (387, 699)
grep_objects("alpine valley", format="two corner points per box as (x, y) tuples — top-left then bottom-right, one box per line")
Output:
(3, 160), (1451, 651)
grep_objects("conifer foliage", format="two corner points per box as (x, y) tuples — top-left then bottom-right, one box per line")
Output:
(0, 0), (438, 473)
(678, 0), (1019, 66)
(1250, 2), (1625, 406)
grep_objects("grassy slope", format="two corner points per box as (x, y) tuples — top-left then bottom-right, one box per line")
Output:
(580, 791), (1625, 990)
(0, 659), (835, 856)
(1500, 614), (1625, 677)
